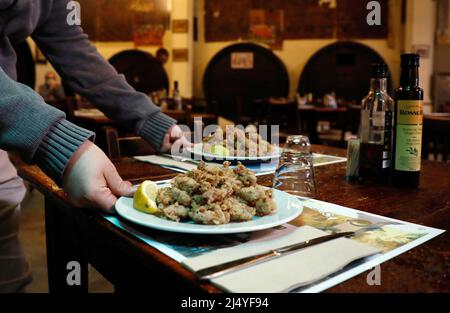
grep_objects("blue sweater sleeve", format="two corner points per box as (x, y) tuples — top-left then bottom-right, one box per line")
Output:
(0, 67), (94, 184)
(31, 0), (176, 151)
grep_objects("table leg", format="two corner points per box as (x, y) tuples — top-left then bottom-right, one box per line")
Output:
(45, 198), (88, 293)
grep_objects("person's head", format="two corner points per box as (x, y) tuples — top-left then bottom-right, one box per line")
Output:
(44, 71), (58, 88)
(156, 48), (169, 64)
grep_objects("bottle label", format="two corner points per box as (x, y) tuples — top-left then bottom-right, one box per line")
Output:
(395, 100), (423, 172)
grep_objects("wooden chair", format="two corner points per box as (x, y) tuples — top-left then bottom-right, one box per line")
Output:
(103, 126), (156, 160)
(423, 115), (450, 162)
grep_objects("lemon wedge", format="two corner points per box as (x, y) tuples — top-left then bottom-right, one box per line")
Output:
(133, 180), (158, 214)
(210, 144), (230, 156)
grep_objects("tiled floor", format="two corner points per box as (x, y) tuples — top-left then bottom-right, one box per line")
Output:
(18, 186), (113, 293)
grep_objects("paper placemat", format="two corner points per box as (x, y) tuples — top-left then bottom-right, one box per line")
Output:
(107, 192), (444, 293)
(183, 225), (380, 292)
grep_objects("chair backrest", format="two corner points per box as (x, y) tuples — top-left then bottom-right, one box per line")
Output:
(103, 126), (156, 159)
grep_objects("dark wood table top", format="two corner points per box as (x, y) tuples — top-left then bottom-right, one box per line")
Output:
(18, 145), (450, 292)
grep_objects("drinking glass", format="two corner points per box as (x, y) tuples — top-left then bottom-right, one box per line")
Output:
(272, 135), (317, 198)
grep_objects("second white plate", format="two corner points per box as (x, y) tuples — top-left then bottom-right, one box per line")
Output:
(185, 144), (281, 163)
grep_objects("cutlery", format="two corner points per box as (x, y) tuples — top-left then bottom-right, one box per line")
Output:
(196, 225), (384, 281)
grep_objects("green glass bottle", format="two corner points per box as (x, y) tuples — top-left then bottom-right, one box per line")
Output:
(393, 54), (424, 188)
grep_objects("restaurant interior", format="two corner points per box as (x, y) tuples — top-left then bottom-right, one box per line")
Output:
(8, 0), (450, 294)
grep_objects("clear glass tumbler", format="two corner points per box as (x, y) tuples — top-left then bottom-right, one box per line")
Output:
(272, 135), (317, 198)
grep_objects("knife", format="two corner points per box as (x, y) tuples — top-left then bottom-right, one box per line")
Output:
(196, 231), (355, 281)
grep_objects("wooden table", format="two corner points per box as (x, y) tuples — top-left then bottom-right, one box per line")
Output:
(18, 145), (450, 293)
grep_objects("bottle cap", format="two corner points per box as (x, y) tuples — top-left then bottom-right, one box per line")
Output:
(401, 53), (420, 67)
(370, 64), (388, 78)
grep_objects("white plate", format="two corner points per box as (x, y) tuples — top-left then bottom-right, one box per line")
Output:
(185, 144), (281, 163)
(115, 186), (303, 234)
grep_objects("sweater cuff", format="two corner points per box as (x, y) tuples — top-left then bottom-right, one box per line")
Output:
(138, 111), (176, 151)
(34, 119), (95, 184)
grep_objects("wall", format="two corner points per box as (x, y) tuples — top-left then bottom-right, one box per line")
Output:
(404, 0), (437, 105)
(171, 0), (195, 97)
(194, 0), (405, 99)
(30, 0), (436, 106)
(29, 37), (174, 94)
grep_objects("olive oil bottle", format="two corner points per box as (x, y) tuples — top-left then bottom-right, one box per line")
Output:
(393, 54), (424, 188)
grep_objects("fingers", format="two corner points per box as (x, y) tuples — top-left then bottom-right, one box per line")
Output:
(62, 142), (133, 213)
(67, 188), (116, 214)
(169, 124), (183, 138)
(104, 165), (133, 196)
(90, 187), (118, 214)
(72, 184), (126, 214)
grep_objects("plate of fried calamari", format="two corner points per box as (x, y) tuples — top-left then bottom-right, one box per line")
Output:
(115, 162), (303, 234)
(185, 126), (281, 163)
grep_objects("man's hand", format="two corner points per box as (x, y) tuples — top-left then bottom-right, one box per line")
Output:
(160, 125), (192, 153)
(62, 141), (133, 213)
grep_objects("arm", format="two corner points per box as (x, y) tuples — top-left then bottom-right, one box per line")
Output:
(0, 67), (131, 212)
(31, 0), (176, 151)
(0, 66), (93, 184)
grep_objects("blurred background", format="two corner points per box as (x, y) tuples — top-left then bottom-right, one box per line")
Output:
(16, 0), (450, 150)
(14, 0), (450, 292)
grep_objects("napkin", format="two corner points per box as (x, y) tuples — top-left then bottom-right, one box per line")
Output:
(183, 226), (380, 293)
(134, 155), (198, 172)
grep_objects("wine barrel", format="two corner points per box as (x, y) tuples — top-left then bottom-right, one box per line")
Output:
(14, 41), (36, 89)
(298, 41), (392, 103)
(109, 49), (169, 95)
(203, 43), (289, 122)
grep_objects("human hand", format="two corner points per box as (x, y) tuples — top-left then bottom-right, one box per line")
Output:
(62, 141), (133, 213)
(160, 125), (193, 153)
